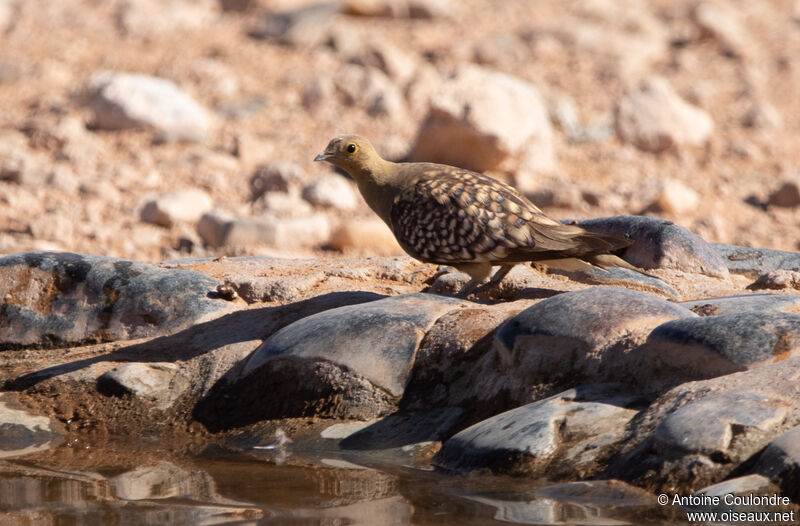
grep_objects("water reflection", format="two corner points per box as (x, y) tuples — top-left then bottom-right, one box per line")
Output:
(0, 441), (678, 525)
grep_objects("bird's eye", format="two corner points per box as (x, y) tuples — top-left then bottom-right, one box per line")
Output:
(346, 143), (357, 154)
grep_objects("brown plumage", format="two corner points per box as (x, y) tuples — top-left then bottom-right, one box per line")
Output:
(315, 134), (639, 297)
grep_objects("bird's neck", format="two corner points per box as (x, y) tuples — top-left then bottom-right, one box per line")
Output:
(353, 160), (404, 225)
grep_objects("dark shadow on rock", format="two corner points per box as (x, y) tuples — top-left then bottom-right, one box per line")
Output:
(193, 356), (398, 432)
(4, 291), (385, 391)
(339, 407), (464, 450)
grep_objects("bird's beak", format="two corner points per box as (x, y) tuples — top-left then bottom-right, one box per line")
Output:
(314, 152), (328, 162)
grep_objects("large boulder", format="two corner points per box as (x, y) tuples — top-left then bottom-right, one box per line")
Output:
(0, 251), (227, 348)
(88, 71), (212, 142)
(410, 64), (554, 174)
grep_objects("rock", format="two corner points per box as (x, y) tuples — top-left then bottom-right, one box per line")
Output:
(404, 63), (441, 115)
(694, 1), (752, 59)
(219, 294), (462, 421)
(140, 189), (214, 227)
(46, 164), (79, 194)
(575, 215), (730, 278)
(338, 406), (464, 449)
(768, 180), (800, 207)
(653, 393), (789, 460)
(410, 63), (555, 174)
(436, 384), (640, 476)
(742, 102), (781, 129)
(567, 265), (680, 301)
(651, 179), (700, 216)
(748, 270), (800, 291)
(463, 480), (656, 526)
(713, 243), (800, 277)
(197, 210), (331, 249)
(301, 76), (335, 109)
(347, 40), (417, 86)
(97, 363), (189, 410)
(329, 218), (403, 256)
(333, 63), (405, 118)
(641, 312), (800, 383)
(546, 93), (614, 144)
(301, 174), (360, 210)
(615, 76), (713, 153)
(242, 293), (461, 394)
(681, 293), (800, 315)
(0, 251), (227, 348)
(607, 357), (800, 492)
(402, 302), (531, 412)
(249, 2), (339, 47)
(0, 0), (19, 33)
(109, 461), (198, 500)
(249, 161), (305, 199)
(341, 0), (452, 19)
(190, 58), (239, 100)
(116, 0), (218, 37)
(0, 393), (62, 458)
(693, 474), (778, 506)
(493, 287), (695, 389)
(88, 71), (212, 142)
(252, 192), (313, 217)
(755, 425), (800, 501)
(218, 0), (256, 12)
(0, 136), (45, 186)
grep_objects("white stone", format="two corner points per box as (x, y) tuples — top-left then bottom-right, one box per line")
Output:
(694, 1), (752, 59)
(333, 63), (405, 118)
(616, 76), (713, 152)
(116, 0), (218, 37)
(0, 0), (18, 33)
(140, 189), (213, 227)
(88, 71), (212, 142)
(255, 192), (313, 217)
(197, 210), (331, 249)
(653, 179), (700, 216)
(329, 218), (403, 256)
(410, 63), (555, 173)
(302, 174), (360, 210)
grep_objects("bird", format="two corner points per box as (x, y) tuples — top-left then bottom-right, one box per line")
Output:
(314, 134), (642, 298)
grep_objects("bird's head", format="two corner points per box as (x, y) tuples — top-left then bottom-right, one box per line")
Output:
(314, 135), (384, 181)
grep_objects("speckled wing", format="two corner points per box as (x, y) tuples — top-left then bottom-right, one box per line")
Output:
(389, 166), (629, 265)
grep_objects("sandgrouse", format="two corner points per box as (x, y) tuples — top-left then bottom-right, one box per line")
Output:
(315, 134), (640, 297)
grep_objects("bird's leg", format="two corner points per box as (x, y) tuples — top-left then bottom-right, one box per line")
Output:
(475, 264), (515, 293)
(454, 263), (493, 298)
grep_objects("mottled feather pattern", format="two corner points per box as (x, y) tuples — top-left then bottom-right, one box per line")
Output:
(389, 166), (613, 264)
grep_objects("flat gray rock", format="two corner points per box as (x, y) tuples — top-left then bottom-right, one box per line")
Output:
(242, 293), (461, 396)
(494, 287), (695, 384)
(208, 294), (463, 422)
(0, 393), (62, 458)
(653, 392), (789, 458)
(713, 243), (800, 277)
(643, 312), (800, 379)
(575, 215), (729, 278)
(574, 265), (679, 300)
(680, 293), (800, 316)
(0, 251), (228, 348)
(436, 384), (639, 476)
(692, 475), (778, 511)
(755, 425), (800, 501)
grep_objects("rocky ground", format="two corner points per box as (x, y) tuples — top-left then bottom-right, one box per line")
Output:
(2, 0), (800, 516)
(1, 0), (800, 261)
(3, 215), (800, 506)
